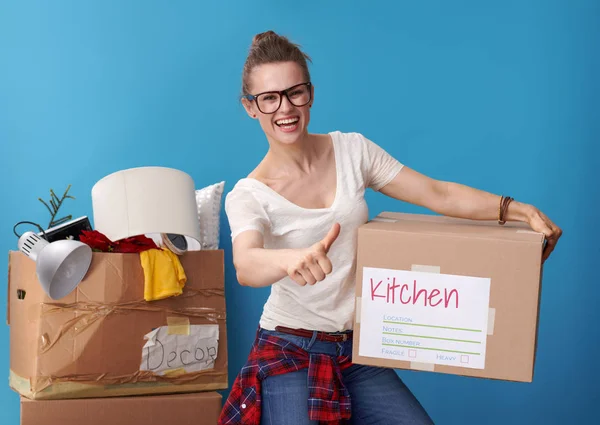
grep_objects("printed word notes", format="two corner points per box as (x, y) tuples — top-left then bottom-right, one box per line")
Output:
(359, 267), (491, 369)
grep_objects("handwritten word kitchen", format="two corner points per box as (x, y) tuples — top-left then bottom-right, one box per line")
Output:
(370, 277), (459, 308)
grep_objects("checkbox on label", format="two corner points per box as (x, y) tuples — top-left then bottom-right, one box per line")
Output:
(461, 355), (469, 364)
(408, 349), (417, 358)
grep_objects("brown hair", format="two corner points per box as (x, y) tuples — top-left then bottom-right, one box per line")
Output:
(241, 30), (312, 96)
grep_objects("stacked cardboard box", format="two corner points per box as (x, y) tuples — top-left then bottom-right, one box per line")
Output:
(352, 212), (545, 382)
(8, 249), (226, 424)
(20, 392), (222, 425)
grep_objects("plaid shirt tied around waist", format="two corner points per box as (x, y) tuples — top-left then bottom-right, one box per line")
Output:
(218, 330), (353, 425)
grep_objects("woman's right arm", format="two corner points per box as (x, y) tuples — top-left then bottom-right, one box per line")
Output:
(232, 223), (340, 288)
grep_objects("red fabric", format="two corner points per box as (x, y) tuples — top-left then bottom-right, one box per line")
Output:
(79, 230), (157, 253)
(218, 330), (353, 424)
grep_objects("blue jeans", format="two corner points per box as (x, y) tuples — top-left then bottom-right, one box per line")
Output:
(258, 328), (435, 425)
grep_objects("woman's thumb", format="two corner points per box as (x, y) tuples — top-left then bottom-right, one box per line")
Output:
(321, 222), (341, 252)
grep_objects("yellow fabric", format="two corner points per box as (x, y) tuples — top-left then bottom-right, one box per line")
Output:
(140, 248), (187, 301)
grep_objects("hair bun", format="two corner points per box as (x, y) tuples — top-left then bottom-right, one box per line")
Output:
(241, 31), (312, 97)
(252, 30), (277, 45)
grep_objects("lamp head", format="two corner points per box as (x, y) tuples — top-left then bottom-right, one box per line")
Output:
(17, 231), (93, 300)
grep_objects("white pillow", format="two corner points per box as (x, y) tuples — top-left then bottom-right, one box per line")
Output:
(194, 181), (225, 250)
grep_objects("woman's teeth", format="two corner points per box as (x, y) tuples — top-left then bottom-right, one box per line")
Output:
(275, 117), (299, 127)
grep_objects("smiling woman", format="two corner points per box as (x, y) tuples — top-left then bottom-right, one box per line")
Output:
(217, 30), (561, 425)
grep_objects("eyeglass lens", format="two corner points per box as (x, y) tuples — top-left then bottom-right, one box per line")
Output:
(256, 84), (311, 114)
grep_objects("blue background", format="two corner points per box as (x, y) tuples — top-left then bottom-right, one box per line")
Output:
(1, 1), (598, 424)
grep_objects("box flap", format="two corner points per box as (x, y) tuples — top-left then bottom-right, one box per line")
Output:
(367, 212), (545, 243)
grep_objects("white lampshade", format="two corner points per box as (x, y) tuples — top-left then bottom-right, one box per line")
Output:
(18, 231), (93, 299)
(91, 167), (201, 243)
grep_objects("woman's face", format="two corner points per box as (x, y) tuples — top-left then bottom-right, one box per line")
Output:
(243, 61), (313, 146)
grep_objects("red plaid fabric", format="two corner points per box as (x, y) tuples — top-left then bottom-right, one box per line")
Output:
(218, 330), (353, 425)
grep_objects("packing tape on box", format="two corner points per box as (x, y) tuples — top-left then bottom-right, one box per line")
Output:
(410, 362), (435, 372)
(35, 291), (225, 355)
(371, 217), (398, 223)
(26, 367), (229, 395)
(487, 307), (496, 335)
(410, 264), (441, 273)
(167, 316), (191, 335)
(163, 368), (187, 377)
(516, 229), (543, 235)
(355, 297), (362, 323)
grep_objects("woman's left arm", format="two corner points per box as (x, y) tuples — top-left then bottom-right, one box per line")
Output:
(379, 167), (563, 262)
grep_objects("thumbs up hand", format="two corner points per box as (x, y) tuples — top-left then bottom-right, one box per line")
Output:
(285, 223), (341, 286)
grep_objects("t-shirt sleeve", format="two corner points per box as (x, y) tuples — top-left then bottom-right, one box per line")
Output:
(224, 186), (270, 242)
(359, 133), (404, 191)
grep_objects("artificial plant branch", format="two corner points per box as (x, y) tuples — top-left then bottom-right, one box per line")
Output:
(38, 184), (76, 228)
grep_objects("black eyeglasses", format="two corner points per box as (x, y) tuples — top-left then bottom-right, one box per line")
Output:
(244, 82), (312, 114)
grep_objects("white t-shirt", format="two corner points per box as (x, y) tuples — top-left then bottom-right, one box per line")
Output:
(224, 131), (404, 332)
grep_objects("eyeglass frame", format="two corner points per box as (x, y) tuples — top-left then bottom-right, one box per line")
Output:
(243, 82), (313, 114)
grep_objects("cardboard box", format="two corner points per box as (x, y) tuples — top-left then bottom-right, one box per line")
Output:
(20, 391), (222, 425)
(352, 212), (544, 382)
(8, 250), (227, 399)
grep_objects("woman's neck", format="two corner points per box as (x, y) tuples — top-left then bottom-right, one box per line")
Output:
(265, 133), (321, 175)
